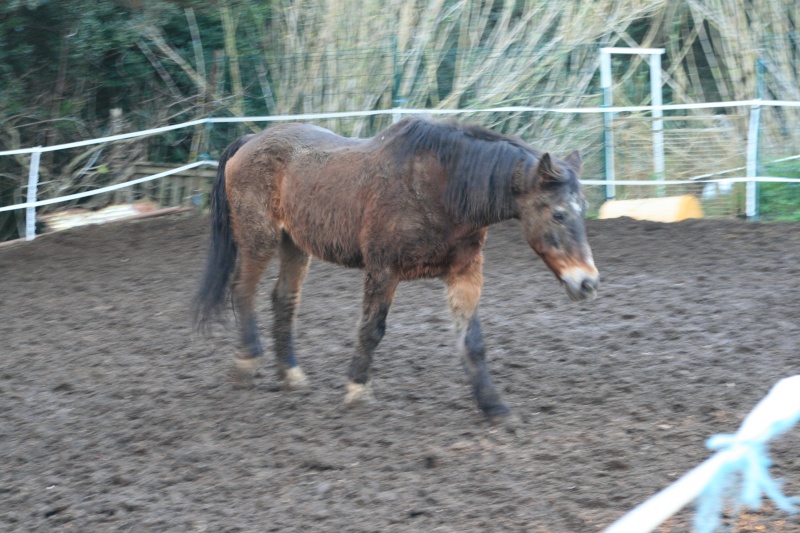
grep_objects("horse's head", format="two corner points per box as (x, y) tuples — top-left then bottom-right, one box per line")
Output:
(515, 151), (599, 301)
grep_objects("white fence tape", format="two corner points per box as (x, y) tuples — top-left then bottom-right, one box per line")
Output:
(1, 165), (798, 216)
(604, 375), (800, 533)
(0, 160), (217, 213)
(2, 99), (800, 157)
(1, 166), (799, 217)
(580, 176), (800, 186)
(1, 103), (799, 219)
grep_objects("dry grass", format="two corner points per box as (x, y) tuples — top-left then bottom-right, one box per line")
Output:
(167, 1), (797, 163)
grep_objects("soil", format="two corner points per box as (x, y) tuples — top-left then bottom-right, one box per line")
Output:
(1, 214), (799, 532)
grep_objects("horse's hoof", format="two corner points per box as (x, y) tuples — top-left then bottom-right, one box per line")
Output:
(492, 412), (525, 434)
(229, 357), (260, 388)
(344, 381), (375, 406)
(283, 366), (310, 392)
(484, 403), (512, 424)
(234, 356), (261, 375)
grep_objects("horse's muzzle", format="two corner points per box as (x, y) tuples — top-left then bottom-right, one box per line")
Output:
(560, 267), (599, 302)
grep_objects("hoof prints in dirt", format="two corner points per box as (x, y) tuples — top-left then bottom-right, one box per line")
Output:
(1, 215), (799, 532)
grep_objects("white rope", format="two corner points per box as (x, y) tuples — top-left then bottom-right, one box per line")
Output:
(0, 160), (217, 213)
(580, 176), (800, 186)
(0, 169), (795, 214)
(2, 99), (799, 156)
(2, 101), (799, 213)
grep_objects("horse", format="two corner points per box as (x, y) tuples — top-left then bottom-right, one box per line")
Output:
(193, 117), (599, 421)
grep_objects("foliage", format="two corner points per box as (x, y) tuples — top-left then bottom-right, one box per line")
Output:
(758, 159), (800, 221)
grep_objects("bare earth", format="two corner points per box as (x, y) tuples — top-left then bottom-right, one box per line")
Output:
(1, 214), (799, 532)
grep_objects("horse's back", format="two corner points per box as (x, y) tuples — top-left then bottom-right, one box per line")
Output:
(264, 122), (366, 151)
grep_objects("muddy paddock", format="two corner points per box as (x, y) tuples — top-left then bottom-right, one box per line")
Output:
(1, 214), (799, 532)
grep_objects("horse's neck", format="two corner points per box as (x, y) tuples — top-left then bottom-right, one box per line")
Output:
(463, 192), (519, 228)
(442, 151), (527, 227)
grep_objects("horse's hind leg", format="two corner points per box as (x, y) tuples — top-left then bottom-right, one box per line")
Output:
(231, 243), (277, 382)
(445, 255), (510, 421)
(272, 232), (312, 390)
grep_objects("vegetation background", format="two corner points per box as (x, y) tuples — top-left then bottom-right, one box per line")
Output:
(1, 0), (799, 238)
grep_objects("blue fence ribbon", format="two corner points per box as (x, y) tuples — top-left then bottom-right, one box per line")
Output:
(694, 383), (800, 533)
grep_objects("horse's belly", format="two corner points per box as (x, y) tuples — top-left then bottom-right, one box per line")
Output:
(283, 219), (365, 269)
(314, 243), (365, 268)
(278, 179), (368, 268)
(392, 228), (485, 280)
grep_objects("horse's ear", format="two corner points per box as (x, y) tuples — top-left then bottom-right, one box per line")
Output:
(564, 150), (582, 173)
(537, 152), (563, 183)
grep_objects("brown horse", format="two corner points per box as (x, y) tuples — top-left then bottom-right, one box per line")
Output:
(193, 117), (599, 421)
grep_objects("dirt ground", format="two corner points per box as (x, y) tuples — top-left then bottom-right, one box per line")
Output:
(1, 213), (799, 533)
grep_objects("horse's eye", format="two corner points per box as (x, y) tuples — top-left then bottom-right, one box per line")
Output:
(552, 211), (565, 223)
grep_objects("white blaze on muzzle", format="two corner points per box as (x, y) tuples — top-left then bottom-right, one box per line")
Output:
(559, 261), (600, 302)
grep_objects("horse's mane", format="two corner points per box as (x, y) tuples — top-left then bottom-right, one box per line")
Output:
(382, 117), (540, 223)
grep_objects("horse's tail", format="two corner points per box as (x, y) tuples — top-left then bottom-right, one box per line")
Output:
(192, 134), (254, 333)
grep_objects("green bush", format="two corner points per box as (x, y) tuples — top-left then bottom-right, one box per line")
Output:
(758, 159), (800, 221)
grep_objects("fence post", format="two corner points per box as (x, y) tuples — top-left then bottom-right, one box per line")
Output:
(392, 102), (405, 124)
(745, 59), (765, 220)
(600, 47), (666, 201)
(649, 53), (665, 196)
(600, 48), (615, 200)
(26, 147), (42, 241)
(392, 37), (403, 124)
(745, 59), (764, 220)
(745, 103), (761, 219)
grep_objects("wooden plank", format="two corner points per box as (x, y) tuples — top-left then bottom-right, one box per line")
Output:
(127, 162), (216, 207)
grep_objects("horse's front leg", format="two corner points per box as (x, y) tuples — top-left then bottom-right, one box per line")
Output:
(344, 268), (399, 405)
(445, 255), (511, 421)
